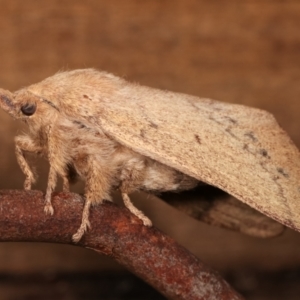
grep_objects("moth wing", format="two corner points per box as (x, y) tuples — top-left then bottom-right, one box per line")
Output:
(92, 83), (300, 232)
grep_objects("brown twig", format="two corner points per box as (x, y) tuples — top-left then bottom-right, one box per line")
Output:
(0, 190), (244, 300)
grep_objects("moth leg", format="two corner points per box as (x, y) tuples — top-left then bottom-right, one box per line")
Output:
(44, 125), (62, 215)
(72, 158), (112, 243)
(120, 160), (152, 227)
(72, 195), (92, 243)
(44, 167), (57, 215)
(62, 172), (70, 192)
(15, 135), (42, 190)
(121, 193), (152, 226)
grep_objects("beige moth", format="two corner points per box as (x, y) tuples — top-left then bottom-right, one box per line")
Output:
(0, 69), (299, 241)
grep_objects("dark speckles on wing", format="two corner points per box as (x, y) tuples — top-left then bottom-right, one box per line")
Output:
(83, 94), (92, 101)
(149, 121), (158, 129)
(243, 144), (248, 151)
(225, 116), (238, 124)
(194, 134), (201, 144)
(244, 131), (257, 142)
(259, 149), (270, 159)
(277, 168), (289, 178)
(140, 129), (146, 138)
(208, 115), (222, 125)
(225, 127), (238, 139)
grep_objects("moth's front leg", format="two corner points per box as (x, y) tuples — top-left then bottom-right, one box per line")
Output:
(44, 124), (64, 215)
(44, 166), (57, 215)
(15, 135), (42, 190)
(62, 175), (70, 192)
(45, 168), (70, 214)
(72, 158), (112, 243)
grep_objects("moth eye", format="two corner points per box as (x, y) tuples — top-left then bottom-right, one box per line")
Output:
(21, 103), (36, 116)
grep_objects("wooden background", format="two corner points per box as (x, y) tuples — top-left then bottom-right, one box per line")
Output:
(0, 0), (300, 298)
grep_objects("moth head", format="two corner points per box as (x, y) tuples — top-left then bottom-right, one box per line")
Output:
(0, 88), (58, 124)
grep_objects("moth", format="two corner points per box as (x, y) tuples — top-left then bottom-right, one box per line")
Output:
(1, 69), (300, 242)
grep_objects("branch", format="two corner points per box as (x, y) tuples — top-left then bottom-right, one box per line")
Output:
(0, 190), (243, 300)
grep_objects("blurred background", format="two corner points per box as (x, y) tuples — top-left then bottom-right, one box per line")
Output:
(0, 0), (300, 299)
